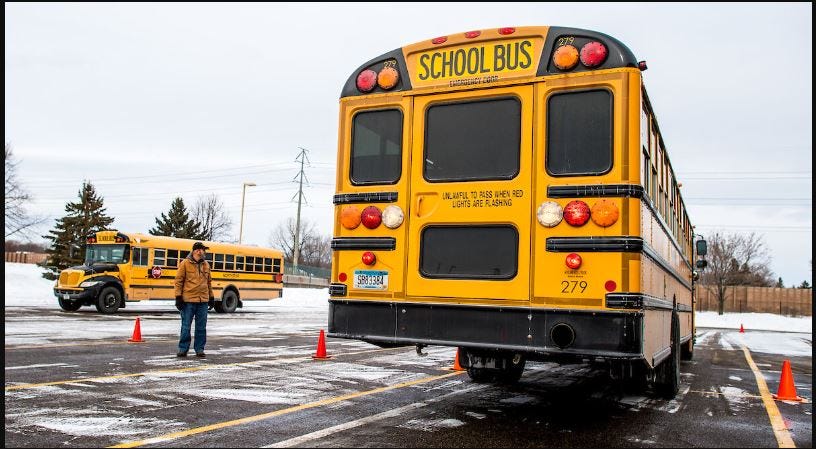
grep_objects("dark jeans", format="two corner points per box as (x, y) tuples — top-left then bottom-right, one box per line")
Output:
(179, 302), (208, 354)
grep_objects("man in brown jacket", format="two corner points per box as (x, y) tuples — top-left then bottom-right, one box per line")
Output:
(175, 241), (215, 358)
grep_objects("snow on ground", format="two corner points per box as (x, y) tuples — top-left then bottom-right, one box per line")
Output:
(4, 262), (812, 348)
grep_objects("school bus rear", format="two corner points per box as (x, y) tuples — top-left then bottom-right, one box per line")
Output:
(329, 27), (659, 377)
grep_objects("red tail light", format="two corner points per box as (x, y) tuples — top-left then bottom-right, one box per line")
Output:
(338, 272), (348, 282)
(605, 280), (617, 292)
(580, 41), (608, 68)
(565, 253), (582, 269)
(356, 69), (377, 93)
(563, 201), (591, 226)
(360, 206), (382, 229)
(362, 251), (376, 265)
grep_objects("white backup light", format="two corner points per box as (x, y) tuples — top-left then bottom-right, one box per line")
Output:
(537, 201), (563, 227)
(381, 205), (405, 229)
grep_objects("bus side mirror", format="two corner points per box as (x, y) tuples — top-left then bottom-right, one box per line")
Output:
(696, 259), (708, 269)
(696, 240), (707, 256)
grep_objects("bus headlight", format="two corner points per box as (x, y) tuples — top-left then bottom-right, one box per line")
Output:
(80, 280), (101, 288)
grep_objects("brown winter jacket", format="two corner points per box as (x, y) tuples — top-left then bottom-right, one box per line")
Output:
(174, 254), (214, 303)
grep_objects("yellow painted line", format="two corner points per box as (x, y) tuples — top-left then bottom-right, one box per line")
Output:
(108, 371), (465, 448)
(741, 345), (796, 448)
(4, 347), (398, 391)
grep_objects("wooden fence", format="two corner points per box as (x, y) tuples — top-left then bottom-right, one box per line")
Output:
(5, 252), (48, 265)
(695, 285), (812, 317)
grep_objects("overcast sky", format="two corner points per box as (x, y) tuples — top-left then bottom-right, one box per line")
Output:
(5, 3), (812, 285)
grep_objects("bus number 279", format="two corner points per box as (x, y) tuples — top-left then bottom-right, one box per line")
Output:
(561, 280), (588, 293)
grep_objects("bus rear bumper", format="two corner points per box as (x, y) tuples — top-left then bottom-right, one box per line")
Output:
(328, 299), (643, 361)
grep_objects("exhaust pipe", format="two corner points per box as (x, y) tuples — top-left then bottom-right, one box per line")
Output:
(550, 323), (576, 349)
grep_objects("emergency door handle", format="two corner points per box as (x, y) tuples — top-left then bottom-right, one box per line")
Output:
(415, 196), (423, 217)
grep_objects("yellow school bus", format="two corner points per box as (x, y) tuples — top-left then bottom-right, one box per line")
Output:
(328, 26), (707, 397)
(54, 230), (284, 314)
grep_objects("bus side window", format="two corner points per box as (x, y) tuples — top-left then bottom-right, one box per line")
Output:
(264, 258), (273, 273)
(214, 254), (224, 270)
(133, 248), (149, 266)
(154, 249), (166, 267)
(255, 256), (263, 272)
(226, 255), (235, 271)
(205, 252), (213, 263)
(273, 258), (282, 273)
(236, 256), (244, 271)
(246, 256), (255, 272)
(167, 250), (179, 267)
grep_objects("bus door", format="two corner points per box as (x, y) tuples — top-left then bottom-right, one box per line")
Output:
(406, 85), (534, 303)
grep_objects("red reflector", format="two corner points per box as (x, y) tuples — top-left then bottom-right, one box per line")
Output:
(638, 60), (648, 71)
(431, 36), (448, 44)
(360, 206), (382, 229)
(362, 251), (376, 266)
(580, 41), (608, 68)
(464, 30), (481, 38)
(563, 201), (591, 226)
(339, 272), (347, 282)
(605, 280), (617, 292)
(498, 27), (516, 35)
(565, 253), (582, 270)
(356, 69), (377, 93)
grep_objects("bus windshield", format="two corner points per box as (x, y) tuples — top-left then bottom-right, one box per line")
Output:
(84, 244), (129, 265)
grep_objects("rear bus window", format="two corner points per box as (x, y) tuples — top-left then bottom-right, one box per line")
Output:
(350, 109), (403, 185)
(420, 226), (518, 279)
(546, 89), (613, 176)
(425, 97), (520, 182)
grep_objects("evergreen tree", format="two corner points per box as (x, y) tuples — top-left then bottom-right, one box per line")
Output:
(150, 197), (204, 239)
(799, 280), (811, 289)
(775, 277), (785, 288)
(42, 181), (115, 279)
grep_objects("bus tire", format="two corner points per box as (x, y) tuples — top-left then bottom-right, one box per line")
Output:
(466, 367), (494, 383)
(497, 356), (526, 384)
(656, 314), (680, 398)
(681, 338), (694, 361)
(95, 286), (121, 314)
(58, 298), (83, 312)
(220, 291), (238, 313)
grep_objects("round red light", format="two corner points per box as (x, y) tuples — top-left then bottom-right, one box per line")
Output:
(356, 69), (377, 93)
(338, 272), (347, 282)
(580, 41), (608, 68)
(563, 201), (591, 226)
(360, 206), (382, 229)
(498, 27), (516, 35)
(431, 36), (448, 44)
(464, 30), (481, 38)
(605, 280), (617, 292)
(565, 253), (582, 270)
(362, 251), (376, 265)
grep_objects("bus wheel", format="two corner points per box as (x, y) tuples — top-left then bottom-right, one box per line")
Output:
(466, 367), (494, 383)
(95, 287), (121, 314)
(220, 291), (238, 313)
(656, 314), (680, 398)
(681, 338), (694, 361)
(58, 298), (82, 312)
(497, 355), (526, 384)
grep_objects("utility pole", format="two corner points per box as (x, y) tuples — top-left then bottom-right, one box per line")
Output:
(292, 147), (309, 269)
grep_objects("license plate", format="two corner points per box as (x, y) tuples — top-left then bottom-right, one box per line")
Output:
(353, 270), (388, 290)
(63, 294), (70, 300)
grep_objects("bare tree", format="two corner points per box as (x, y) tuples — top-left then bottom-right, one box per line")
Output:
(269, 218), (330, 268)
(700, 231), (775, 314)
(191, 193), (233, 241)
(5, 143), (46, 239)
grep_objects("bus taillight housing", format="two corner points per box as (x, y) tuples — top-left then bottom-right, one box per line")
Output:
(580, 41), (608, 68)
(563, 201), (591, 226)
(361, 206), (382, 229)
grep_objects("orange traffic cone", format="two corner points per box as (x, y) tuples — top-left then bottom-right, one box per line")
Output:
(312, 329), (331, 360)
(739, 323), (745, 333)
(451, 348), (465, 371)
(128, 317), (144, 343)
(773, 360), (803, 402)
